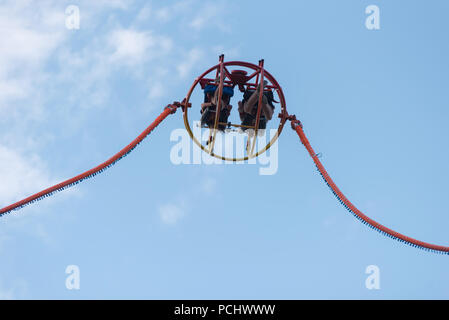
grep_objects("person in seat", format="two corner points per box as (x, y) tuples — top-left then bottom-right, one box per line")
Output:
(238, 80), (275, 131)
(200, 84), (234, 131)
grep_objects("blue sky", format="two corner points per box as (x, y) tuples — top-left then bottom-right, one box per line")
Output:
(1, 0), (449, 299)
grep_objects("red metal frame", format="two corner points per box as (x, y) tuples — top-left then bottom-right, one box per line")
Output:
(250, 59), (265, 155)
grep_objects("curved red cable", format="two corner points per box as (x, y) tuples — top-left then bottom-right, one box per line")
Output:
(0, 106), (175, 217)
(293, 123), (449, 255)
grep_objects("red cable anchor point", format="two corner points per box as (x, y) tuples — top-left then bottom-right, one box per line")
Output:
(285, 114), (302, 130)
(164, 100), (191, 114)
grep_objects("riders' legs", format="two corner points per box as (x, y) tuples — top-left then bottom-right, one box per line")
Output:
(244, 90), (258, 114)
(244, 80), (268, 114)
(238, 101), (245, 121)
(261, 102), (273, 120)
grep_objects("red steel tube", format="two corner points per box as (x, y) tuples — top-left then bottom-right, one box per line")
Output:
(292, 123), (449, 254)
(0, 106), (175, 216)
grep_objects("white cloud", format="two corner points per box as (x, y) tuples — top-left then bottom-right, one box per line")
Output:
(0, 1), (65, 111)
(149, 82), (166, 99)
(153, 0), (193, 23)
(0, 79), (29, 103)
(0, 279), (27, 300)
(0, 286), (14, 300)
(177, 48), (204, 78)
(91, 0), (130, 10)
(201, 178), (217, 195)
(108, 29), (152, 64)
(136, 4), (152, 23)
(0, 0), (233, 222)
(0, 0), (141, 115)
(0, 144), (54, 208)
(155, 7), (171, 23)
(189, 2), (230, 32)
(158, 203), (185, 225)
(108, 28), (173, 66)
(149, 0), (227, 32)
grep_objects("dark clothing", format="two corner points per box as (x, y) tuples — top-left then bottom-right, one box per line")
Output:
(200, 104), (230, 131)
(240, 113), (267, 130)
(239, 89), (275, 130)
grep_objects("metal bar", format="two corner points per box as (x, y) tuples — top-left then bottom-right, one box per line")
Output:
(199, 77), (276, 90)
(218, 122), (255, 129)
(250, 59), (265, 155)
(223, 66), (233, 81)
(208, 55), (225, 154)
(254, 70), (260, 89)
(245, 84), (276, 90)
(246, 70), (259, 81)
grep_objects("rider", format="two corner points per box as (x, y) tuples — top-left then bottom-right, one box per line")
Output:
(238, 80), (275, 131)
(200, 83), (234, 131)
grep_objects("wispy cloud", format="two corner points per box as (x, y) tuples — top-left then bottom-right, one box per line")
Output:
(158, 203), (185, 225)
(152, 0), (194, 23)
(0, 1), (65, 114)
(156, 177), (218, 226)
(136, 4), (152, 23)
(0, 0), (235, 222)
(177, 48), (204, 78)
(149, 82), (166, 99)
(108, 29), (173, 66)
(0, 278), (27, 300)
(201, 177), (217, 195)
(0, 144), (54, 207)
(189, 2), (230, 32)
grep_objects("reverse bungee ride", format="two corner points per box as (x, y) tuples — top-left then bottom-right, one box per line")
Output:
(1, 55), (448, 255)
